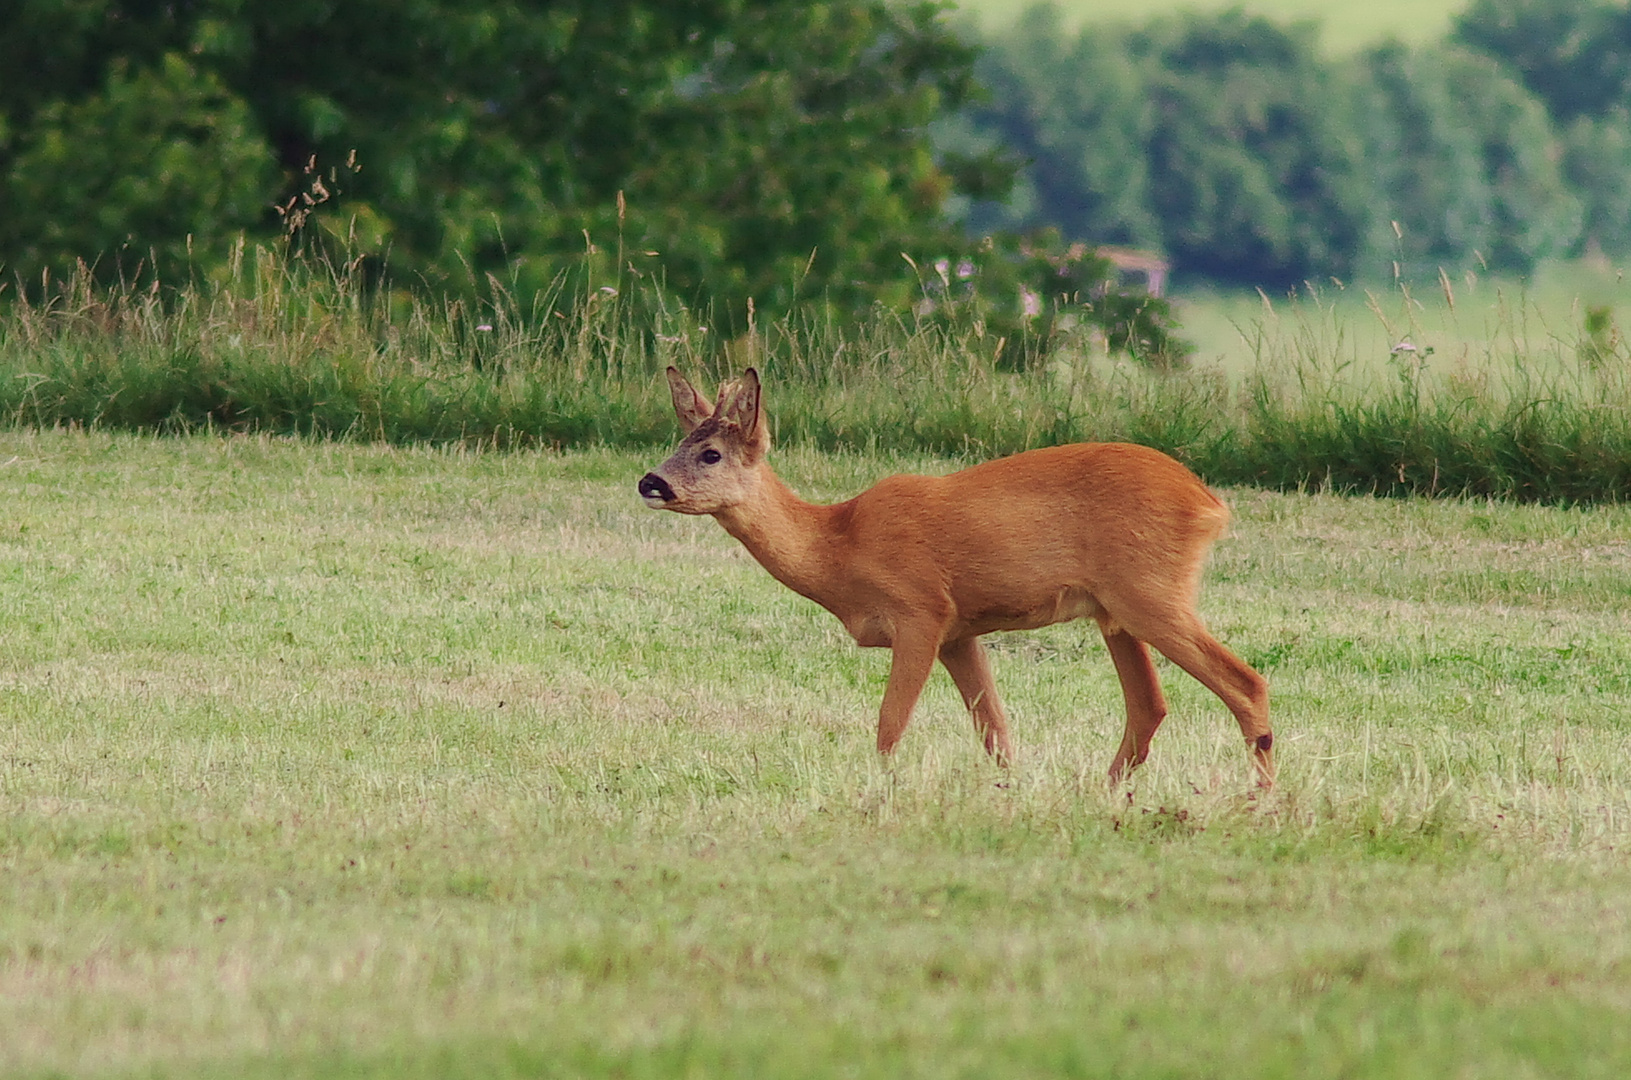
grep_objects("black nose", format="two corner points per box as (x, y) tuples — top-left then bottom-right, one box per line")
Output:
(638, 472), (675, 502)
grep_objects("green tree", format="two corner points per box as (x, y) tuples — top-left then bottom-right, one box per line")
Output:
(1, 1), (991, 322)
(1131, 12), (1370, 287)
(1452, 0), (1631, 257)
(1562, 111), (1631, 254)
(1350, 42), (1580, 275)
(1438, 47), (1582, 271)
(956, 6), (1160, 249)
(1348, 42), (1493, 274)
(1454, 0), (1631, 123)
(1, 51), (274, 282)
(955, 7), (1373, 286)
(603, 2), (989, 317)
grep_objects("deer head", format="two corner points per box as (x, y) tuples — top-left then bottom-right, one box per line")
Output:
(638, 367), (769, 515)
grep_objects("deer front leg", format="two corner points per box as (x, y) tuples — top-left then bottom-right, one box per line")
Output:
(875, 627), (942, 756)
(938, 636), (1013, 765)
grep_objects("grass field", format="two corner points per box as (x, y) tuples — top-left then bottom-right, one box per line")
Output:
(1174, 259), (1631, 378)
(3, 428), (1630, 1077)
(958, 0), (1466, 49)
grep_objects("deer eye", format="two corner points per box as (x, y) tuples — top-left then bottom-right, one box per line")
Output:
(699, 448), (722, 465)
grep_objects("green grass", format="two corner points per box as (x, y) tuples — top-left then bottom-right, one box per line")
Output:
(957, 0), (1464, 50)
(3, 430), (1631, 1077)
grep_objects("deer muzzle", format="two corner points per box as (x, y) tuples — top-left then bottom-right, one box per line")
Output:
(638, 472), (676, 506)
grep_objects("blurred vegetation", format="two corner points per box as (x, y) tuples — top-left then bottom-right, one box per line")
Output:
(1453, 0), (1631, 259)
(955, 3), (1620, 288)
(2, 256), (1627, 503)
(0, 0), (1183, 364)
(0, 4), (978, 308)
(8, 0), (1631, 364)
(0, 3), (991, 310)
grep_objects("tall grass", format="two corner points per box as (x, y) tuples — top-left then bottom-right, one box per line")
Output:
(3, 247), (1628, 502)
(1235, 282), (1631, 502)
(0, 246), (682, 449)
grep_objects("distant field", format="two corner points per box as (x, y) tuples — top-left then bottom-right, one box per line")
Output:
(958, 0), (1466, 49)
(1172, 259), (1631, 379)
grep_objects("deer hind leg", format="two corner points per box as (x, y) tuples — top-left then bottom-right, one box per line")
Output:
(938, 636), (1013, 765)
(1102, 629), (1168, 783)
(1135, 612), (1273, 788)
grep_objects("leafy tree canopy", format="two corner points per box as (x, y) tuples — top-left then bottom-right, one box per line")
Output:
(1353, 42), (1581, 275)
(0, 0), (994, 322)
(1129, 11), (1370, 286)
(960, 4), (1591, 283)
(963, 9), (1370, 287)
(954, 5), (1160, 250)
(1453, 0), (1631, 258)
(1454, 0), (1631, 123)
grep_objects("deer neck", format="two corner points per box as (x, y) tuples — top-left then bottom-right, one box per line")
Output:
(712, 466), (843, 605)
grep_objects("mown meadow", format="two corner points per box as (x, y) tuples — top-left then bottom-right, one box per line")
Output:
(2, 429), (1629, 1078)
(1, 264), (1630, 1076)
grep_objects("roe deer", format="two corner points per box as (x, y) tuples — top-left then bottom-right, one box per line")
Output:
(637, 368), (1273, 787)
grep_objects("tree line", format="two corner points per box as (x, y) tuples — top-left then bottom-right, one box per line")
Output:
(3, 0), (1630, 324)
(961, 0), (1631, 288)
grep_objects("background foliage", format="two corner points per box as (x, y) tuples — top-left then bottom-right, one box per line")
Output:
(0, 1), (997, 321)
(8, 1), (1631, 323)
(958, 1), (1624, 287)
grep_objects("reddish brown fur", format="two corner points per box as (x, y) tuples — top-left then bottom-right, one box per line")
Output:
(638, 368), (1273, 787)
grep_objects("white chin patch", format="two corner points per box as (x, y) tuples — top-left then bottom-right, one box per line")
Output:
(642, 495), (669, 509)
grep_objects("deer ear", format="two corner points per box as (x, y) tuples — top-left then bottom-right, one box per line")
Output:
(724, 368), (762, 431)
(666, 367), (712, 434)
(724, 368), (768, 457)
